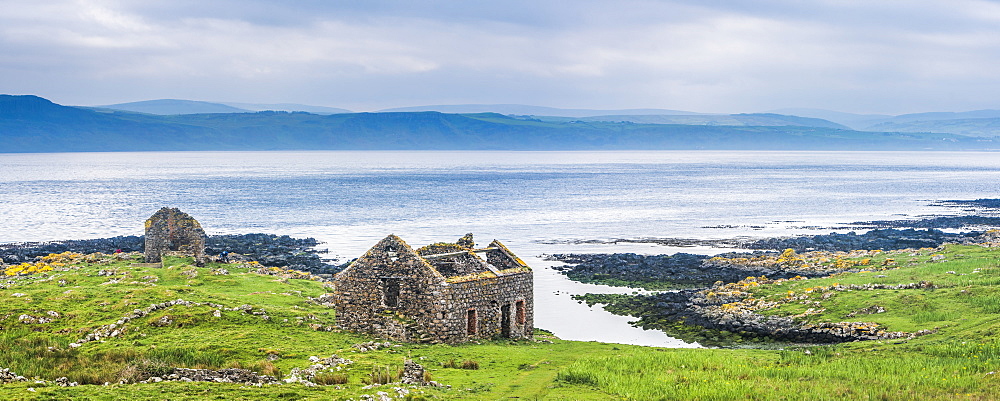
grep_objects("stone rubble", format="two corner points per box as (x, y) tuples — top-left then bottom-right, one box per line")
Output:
(138, 368), (277, 385)
(18, 314), (53, 324)
(353, 341), (395, 352)
(54, 376), (78, 387)
(399, 360), (444, 387)
(846, 305), (887, 317)
(68, 298), (274, 349)
(0, 368), (27, 383)
(284, 355), (354, 386)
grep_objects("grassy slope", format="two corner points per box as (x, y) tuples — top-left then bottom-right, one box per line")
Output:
(0, 253), (620, 400)
(561, 244), (1000, 400)
(3, 246), (1000, 399)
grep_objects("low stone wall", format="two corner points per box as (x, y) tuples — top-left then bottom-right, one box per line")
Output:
(138, 368), (277, 385)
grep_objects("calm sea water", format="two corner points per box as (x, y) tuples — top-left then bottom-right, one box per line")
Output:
(2, 150), (999, 347)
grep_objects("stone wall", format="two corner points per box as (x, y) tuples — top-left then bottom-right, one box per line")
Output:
(144, 207), (206, 265)
(444, 272), (533, 341)
(333, 235), (451, 342)
(332, 234), (534, 343)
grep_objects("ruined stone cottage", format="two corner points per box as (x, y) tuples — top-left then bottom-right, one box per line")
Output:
(332, 234), (533, 343)
(144, 207), (207, 265)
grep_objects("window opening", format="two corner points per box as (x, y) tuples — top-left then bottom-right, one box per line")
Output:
(516, 300), (526, 325)
(466, 309), (477, 335)
(501, 303), (512, 337)
(383, 278), (400, 307)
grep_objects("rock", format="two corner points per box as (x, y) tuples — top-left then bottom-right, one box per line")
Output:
(0, 368), (28, 384)
(146, 368), (278, 385)
(353, 341), (394, 352)
(0, 233), (339, 274)
(400, 360), (429, 385)
(285, 355), (353, 384)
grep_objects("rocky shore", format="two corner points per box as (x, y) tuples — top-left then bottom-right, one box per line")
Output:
(549, 225), (1000, 290)
(555, 201), (1000, 346)
(547, 252), (838, 289)
(544, 227), (988, 254)
(578, 277), (936, 345)
(0, 233), (340, 273)
(741, 228), (984, 252)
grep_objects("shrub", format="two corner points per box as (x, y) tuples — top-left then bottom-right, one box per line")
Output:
(117, 358), (172, 383)
(251, 360), (281, 377)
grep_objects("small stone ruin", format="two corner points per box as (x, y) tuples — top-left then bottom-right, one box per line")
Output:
(144, 207), (206, 265)
(332, 233), (533, 343)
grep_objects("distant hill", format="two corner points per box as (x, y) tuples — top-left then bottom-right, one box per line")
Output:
(220, 102), (352, 114)
(865, 118), (1000, 138)
(537, 113), (848, 129)
(884, 110), (1000, 124)
(98, 99), (252, 115)
(378, 104), (702, 117)
(1, 95), (996, 152)
(767, 108), (1000, 136)
(766, 108), (892, 130)
(1, 95), (223, 151)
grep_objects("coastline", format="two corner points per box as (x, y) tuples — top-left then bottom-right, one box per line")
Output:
(550, 203), (1000, 347)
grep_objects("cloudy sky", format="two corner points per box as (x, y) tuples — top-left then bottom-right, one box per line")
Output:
(2, 0), (1000, 114)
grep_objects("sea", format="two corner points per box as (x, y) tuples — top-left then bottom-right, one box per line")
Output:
(2, 150), (999, 347)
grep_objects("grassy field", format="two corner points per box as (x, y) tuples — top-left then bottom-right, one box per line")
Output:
(2, 245), (1000, 399)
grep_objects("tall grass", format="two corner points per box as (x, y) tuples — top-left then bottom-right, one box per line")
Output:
(0, 327), (233, 384)
(313, 372), (349, 385)
(556, 346), (998, 400)
(147, 347), (226, 369)
(366, 365), (402, 385)
(967, 294), (1000, 313)
(913, 310), (955, 323)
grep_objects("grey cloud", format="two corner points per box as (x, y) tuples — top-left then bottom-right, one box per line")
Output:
(2, 0), (1000, 113)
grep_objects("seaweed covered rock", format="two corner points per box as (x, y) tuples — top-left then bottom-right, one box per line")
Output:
(205, 233), (335, 273)
(0, 236), (143, 264)
(548, 252), (821, 289)
(744, 229), (980, 252)
(1, 234), (339, 273)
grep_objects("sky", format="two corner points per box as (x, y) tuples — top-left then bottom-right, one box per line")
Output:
(2, 0), (1000, 114)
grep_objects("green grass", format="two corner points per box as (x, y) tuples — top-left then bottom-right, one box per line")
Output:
(0, 253), (618, 399)
(5, 246), (1000, 399)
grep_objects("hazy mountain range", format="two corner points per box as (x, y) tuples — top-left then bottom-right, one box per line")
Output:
(1, 94), (996, 152)
(96, 99), (352, 115)
(768, 107), (1000, 137)
(90, 99), (1000, 138)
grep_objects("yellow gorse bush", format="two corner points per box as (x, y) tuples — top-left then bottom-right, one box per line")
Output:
(39, 251), (84, 263)
(4, 261), (54, 276)
(3, 252), (86, 276)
